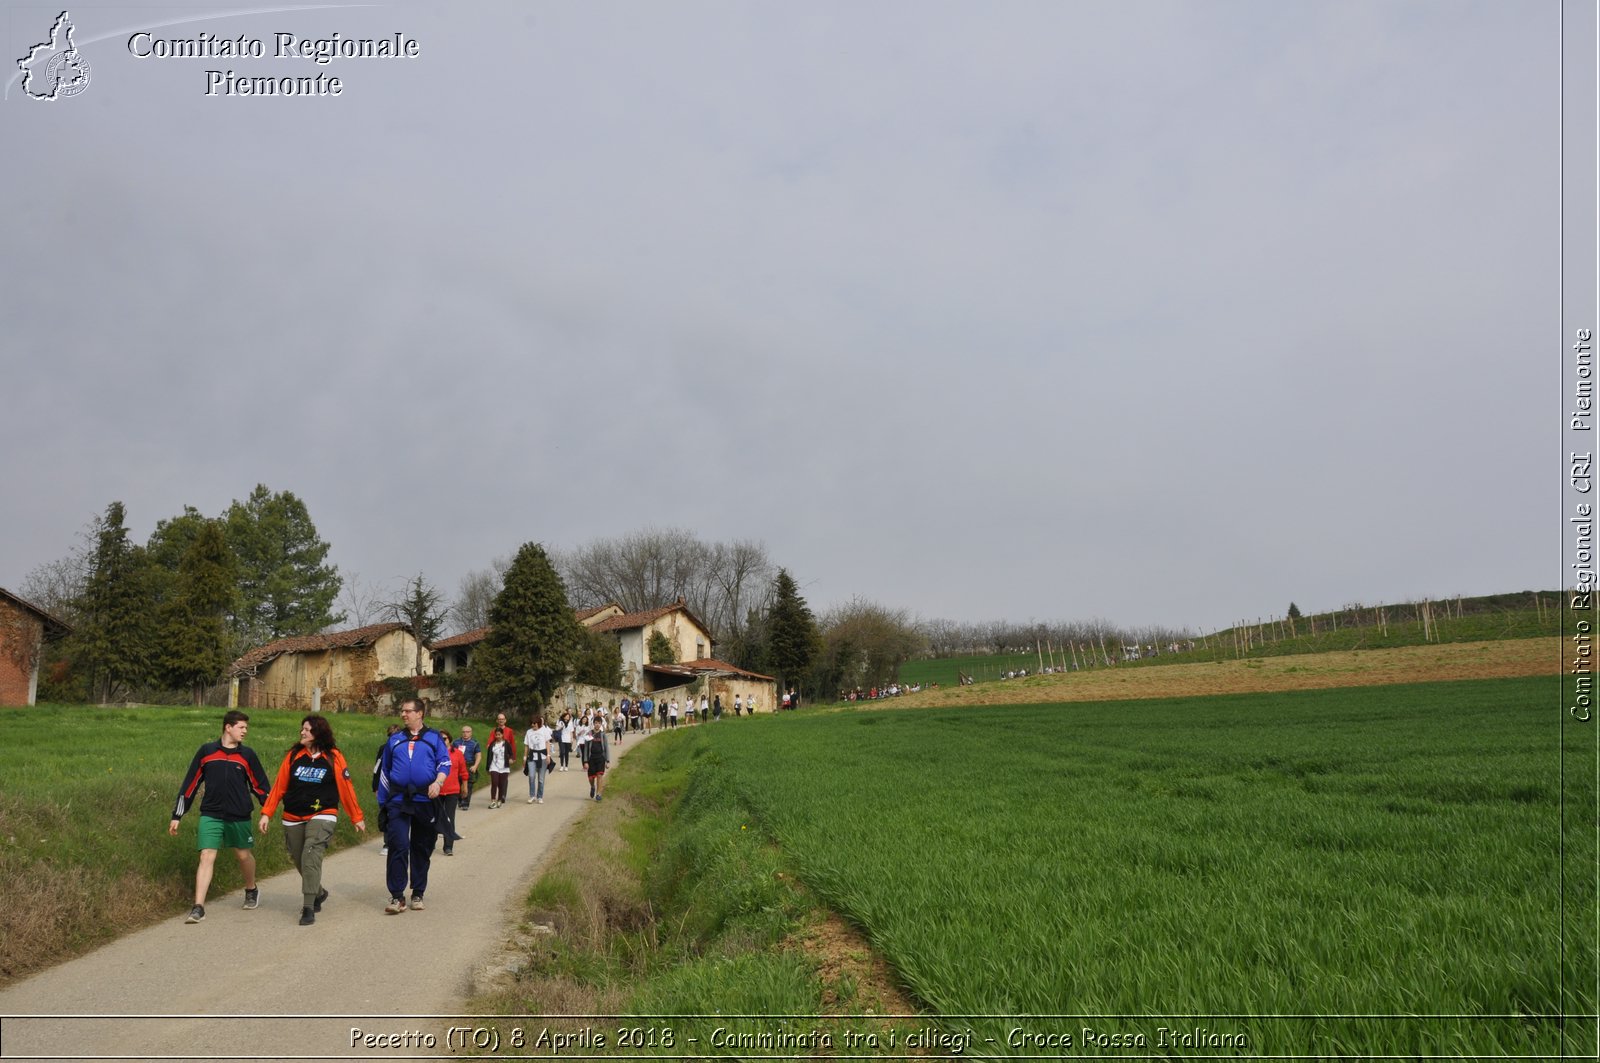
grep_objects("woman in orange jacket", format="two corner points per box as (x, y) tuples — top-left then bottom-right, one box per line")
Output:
(259, 715), (366, 926)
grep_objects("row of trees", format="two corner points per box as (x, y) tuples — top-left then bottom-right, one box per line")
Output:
(916, 616), (1194, 659)
(24, 496), (1200, 707)
(23, 487), (343, 704)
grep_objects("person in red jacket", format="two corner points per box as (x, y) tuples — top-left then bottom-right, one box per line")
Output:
(258, 715), (366, 926)
(436, 728), (467, 856)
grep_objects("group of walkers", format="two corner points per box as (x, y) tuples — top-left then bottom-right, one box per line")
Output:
(166, 698), (623, 927)
(169, 709), (364, 927)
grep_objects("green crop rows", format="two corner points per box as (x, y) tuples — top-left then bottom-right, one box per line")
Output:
(686, 676), (1595, 1057)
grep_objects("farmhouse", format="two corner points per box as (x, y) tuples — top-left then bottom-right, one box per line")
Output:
(583, 598), (714, 688)
(431, 626), (487, 675)
(229, 622), (428, 711)
(0, 587), (70, 706)
(429, 599), (775, 708)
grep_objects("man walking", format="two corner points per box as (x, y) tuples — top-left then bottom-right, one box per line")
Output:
(454, 725), (482, 810)
(169, 710), (270, 925)
(376, 698), (452, 913)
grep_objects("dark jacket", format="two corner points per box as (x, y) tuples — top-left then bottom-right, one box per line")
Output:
(172, 741), (270, 822)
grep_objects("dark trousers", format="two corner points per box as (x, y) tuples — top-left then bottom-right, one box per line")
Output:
(384, 801), (438, 900)
(437, 793), (460, 852)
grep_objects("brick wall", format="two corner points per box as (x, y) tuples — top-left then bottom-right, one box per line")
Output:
(0, 598), (45, 706)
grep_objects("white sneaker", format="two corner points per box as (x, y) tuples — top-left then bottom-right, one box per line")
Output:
(528, 797), (536, 804)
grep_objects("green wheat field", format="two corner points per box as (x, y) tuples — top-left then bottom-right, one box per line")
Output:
(677, 675), (1595, 1057)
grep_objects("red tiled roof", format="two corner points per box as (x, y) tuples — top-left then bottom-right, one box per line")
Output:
(431, 600), (711, 654)
(588, 598), (711, 637)
(228, 622), (409, 676)
(430, 626), (489, 650)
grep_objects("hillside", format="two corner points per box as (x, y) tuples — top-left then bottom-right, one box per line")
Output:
(884, 638), (1560, 710)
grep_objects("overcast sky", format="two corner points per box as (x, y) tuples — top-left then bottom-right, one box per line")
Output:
(2, 1), (1565, 636)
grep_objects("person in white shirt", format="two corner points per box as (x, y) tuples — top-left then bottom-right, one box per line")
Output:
(524, 716), (553, 804)
(560, 714), (577, 771)
(576, 714), (593, 769)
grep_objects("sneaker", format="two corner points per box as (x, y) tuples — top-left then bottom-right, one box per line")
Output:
(184, 905), (205, 924)
(379, 846), (388, 855)
(536, 798), (543, 804)
(242, 887), (260, 910)
(528, 797), (536, 804)
(314, 888), (328, 913)
(385, 896), (407, 914)
(299, 907), (315, 926)
(444, 847), (454, 856)
(409, 895), (425, 911)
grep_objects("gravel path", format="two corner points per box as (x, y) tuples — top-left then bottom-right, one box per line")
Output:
(0, 730), (658, 1062)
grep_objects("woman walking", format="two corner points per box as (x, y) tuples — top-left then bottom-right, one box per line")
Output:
(559, 712), (576, 771)
(436, 729), (466, 854)
(524, 714), (553, 804)
(259, 715), (366, 926)
(486, 729), (511, 808)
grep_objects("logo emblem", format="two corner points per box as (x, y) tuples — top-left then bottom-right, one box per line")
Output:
(18, 11), (91, 101)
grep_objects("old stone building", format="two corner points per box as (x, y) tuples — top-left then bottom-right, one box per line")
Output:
(228, 622), (427, 711)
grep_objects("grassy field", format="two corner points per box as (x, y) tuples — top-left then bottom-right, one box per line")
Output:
(0, 705), (401, 985)
(644, 675), (1596, 1057)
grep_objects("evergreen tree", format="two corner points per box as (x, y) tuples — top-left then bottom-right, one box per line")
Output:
(385, 573), (449, 675)
(224, 485), (343, 645)
(647, 629), (678, 664)
(765, 568), (819, 696)
(1287, 602), (1302, 619)
(70, 501), (156, 703)
(157, 520), (238, 704)
(572, 627), (624, 688)
(472, 542), (584, 710)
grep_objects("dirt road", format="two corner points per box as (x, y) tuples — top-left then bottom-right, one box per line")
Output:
(0, 731), (656, 1062)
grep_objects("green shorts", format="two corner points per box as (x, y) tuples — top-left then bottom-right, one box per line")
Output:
(196, 815), (254, 851)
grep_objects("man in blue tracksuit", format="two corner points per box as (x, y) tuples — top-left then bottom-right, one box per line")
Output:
(376, 698), (451, 913)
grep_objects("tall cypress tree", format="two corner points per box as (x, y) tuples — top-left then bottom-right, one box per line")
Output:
(472, 542), (584, 712)
(157, 520), (238, 705)
(71, 501), (155, 703)
(765, 568), (818, 697)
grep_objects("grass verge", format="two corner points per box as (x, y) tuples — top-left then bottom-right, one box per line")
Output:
(469, 730), (920, 1050)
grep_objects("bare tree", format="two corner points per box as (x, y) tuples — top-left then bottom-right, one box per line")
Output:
(816, 598), (927, 693)
(451, 556), (510, 632)
(19, 517), (98, 622)
(335, 571), (388, 629)
(557, 529), (773, 649)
